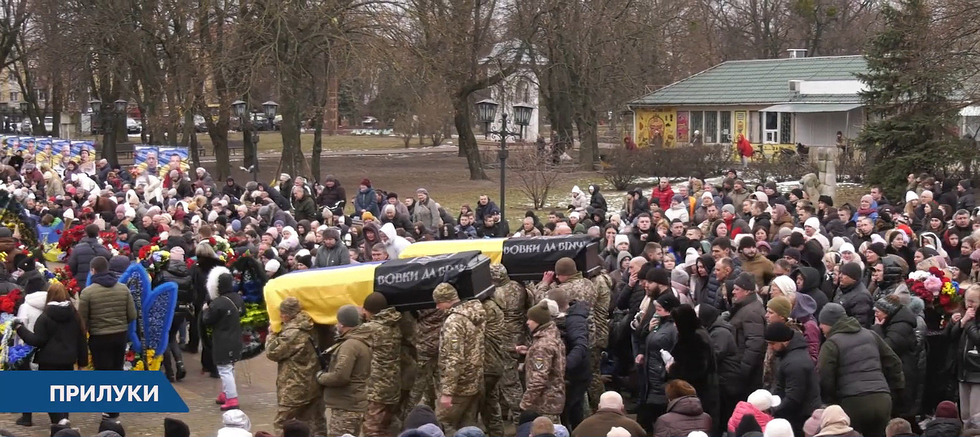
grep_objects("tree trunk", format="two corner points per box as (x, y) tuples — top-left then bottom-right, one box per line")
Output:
(575, 108), (599, 170)
(280, 85), (307, 178)
(50, 80), (63, 138)
(452, 93), (488, 180)
(312, 107), (324, 183)
(206, 118), (231, 180)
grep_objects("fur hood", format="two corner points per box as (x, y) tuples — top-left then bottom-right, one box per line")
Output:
(207, 266), (232, 300)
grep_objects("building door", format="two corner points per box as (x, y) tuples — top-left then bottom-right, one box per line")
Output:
(764, 112), (779, 143)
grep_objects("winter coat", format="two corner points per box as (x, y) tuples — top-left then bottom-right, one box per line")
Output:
(191, 256), (225, 307)
(793, 266), (829, 317)
(316, 178), (347, 210)
(950, 316), (980, 383)
(652, 186), (674, 210)
(202, 267), (245, 365)
(729, 293), (766, 393)
(354, 186), (379, 217)
(695, 255), (725, 311)
(572, 409), (646, 437)
(668, 323), (719, 428)
(439, 299), (486, 396)
(642, 317), (677, 405)
(699, 305), (740, 399)
(923, 417), (963, 437)
(475, 200), (501, 223)
(292, 195), (318, 222)
(871, 304), (920, 415)
(18, 269), (48, 294)
(318, 323), (372, 411)
(728, 401), (773, 433)
(380, 222), (411, 259)
(16, 302), (88, 368)
(590, 186), (608, 213)
(265, 312), (321, 407)
(628, 226), (660, 257)
(521, 321), (566, 415)
(412, 198), (442, 231)
(558, 302), (592, 383)
(740, 253), (775, 288)
(772, 333), (821, 432)
(156, 259), (193, 304)
(15, 291), (46, 334)
(654, 396), (713, 437)
(67, 236), (112, 285)
(315, 241), (351, 267)
(819, 316), (905, 404)
(833, 281), (874, 328)
(78, 274), (137, 336)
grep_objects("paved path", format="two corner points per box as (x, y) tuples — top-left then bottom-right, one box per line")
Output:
(0, 351), (281, 436)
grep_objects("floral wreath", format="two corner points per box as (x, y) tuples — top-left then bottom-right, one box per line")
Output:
(908, 266), (962, 313)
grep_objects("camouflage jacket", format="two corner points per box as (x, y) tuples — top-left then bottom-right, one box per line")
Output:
(317, 323), (373, 411)
(365, 307), (403, 404)
(495, 278), (530, 348)
(265, 312), (322, 406)
(521, 321), (566, 415)
(438, 299), (485, 396)
(482, 298), (507, 377)
(415, 308), (447, 359)
(592, 272), (613, 349)
(400, 311), (418, 393)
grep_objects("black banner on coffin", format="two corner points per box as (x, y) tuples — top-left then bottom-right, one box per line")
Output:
(373, 250), (494, 311)
(501, 235), (602, 281)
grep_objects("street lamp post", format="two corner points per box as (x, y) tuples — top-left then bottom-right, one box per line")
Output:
(0, 102), (8, 133)
(232, 100), (259, 181)
(19, 101), (27, 134)
(475, 99), (534, 219)
(89, 99), (128, 165)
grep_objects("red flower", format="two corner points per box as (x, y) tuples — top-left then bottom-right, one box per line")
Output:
(208, 237), (217, 246)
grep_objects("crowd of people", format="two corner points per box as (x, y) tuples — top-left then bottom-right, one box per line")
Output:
(4, 147), (980, 437)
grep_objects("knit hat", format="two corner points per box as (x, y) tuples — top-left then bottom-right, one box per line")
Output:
(363, 292), (389, 314)
(456, 426), (487, 437)
(874, 296), (900, 316)
(818, 195), (834, 207)
(280, 296), (303, 318)
(734, 271), (756, 291)
(763, 419), (793, 437)
(527, 301), (552, 325)
(416, 187), (429, 195)
(839, 242), (856, 254)
(646, 268), (671, 286)
(803, 409), (824, 437)
(432, 283), (459, 303)
(109, 255), (131, 274)
(756, 240), (771, 252)
(360, 178), (371, 186)
(265, 259), (281, 274)
(765, 321), (795, 342)
(839, 262), (863, 281)
(655, 292), (681, 313)
(403, 405), (439, 430)
(722, 204), (736, 215)
(614, 234), (629, 247)
(606, 427), (631, 437)
(555, 257), (577, 276)
(738, 235), (757, 251)
(784, 248), (802, 261)
(222, 410), (251, 431)
(869, 242), (887, 258)
(747, 389), (781, 410)
(767, 296), (793, 319)
(771, 275), (797, 295)
(819, 303), (847, 327)
(906, 191), (919, 202)
(804, 217), (820, 230)
(336, 304), (361, 327)
(99, 419), (126, 437)
(936, 400), (959, 419)
(163, 418), (189, 437)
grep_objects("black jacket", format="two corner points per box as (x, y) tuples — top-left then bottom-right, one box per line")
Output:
(67, 237), (112, 285)
(872, 304), (921, 416)
(792, 266), (828, 317)
(628, 226), (660, 257)
(191, 256), (225, 307)
(772, 333), (821, 432)
(728, 294), (766, 394)
(668, 318), (719, 428)
(642, 317), (677, 405)
(923, 417), (963, 437)
(698, 305), (740, 396)
(950, 317), (980, 383)
(16, 303), (88, 368)
(203, 289), (245, 365)
(316, 179), (347, 210)
(834, 281), (874, 328)
(157, 259), (193, 304)
(559, 301), (592, 383)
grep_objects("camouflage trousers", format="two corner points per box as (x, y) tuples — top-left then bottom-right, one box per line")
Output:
(498, 356), (524, 422)
(326, 408), (363, 437)
(478, 374), (505, 437)
(588, 348), (605, 412)
(435, 394), (479, 435)
(362, 401), (398, 437)
(408, 355), (439, 409)
(275, 400), (326, 435)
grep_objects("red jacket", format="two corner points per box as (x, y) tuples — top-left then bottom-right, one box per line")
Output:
(728, 401), (773, 433)
(652, 186), (674, 209)
(738, 137), (754, 157)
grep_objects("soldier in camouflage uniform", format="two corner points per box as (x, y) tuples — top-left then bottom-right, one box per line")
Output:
(479, 292), (507, 436)
(408, 308), (447, 409)
(265, 298), (324, 434)
(490, 263), (530, 422)
(520, 300), (566, 422)
(433, 283), (486, 435)
(317, 305), (372, 437)
(589, 269), (613, 412)
(361, 292), (403, 437)
(398, 312), (418, 421)
(535, 257), (598, 312)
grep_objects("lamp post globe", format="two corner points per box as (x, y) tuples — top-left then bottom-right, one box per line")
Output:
(89, 99), (102, 114)
(475, 99), (499, 124)
(231, 100), (247, 118)
(114, 99), (128, 113)
(262, 101), (279, 119)
(512, 103), (534, 127)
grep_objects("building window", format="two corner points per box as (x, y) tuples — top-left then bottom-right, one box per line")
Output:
(780, 113), (793, 143)
(720, 111), (732, 143)
(764, 112), (779, 143)
(7, 71), (14, 82)
(35, 89), (46, 101)
(9, 91), (18, 102)
(690, 111), (703, 140)
(704, 111), (718, 143)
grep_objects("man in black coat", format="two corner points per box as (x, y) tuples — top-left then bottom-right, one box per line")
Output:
(767, 323), (820, 437)
(628, 213), (659, 257)
(727, 272), (766, 401)
(834, 262), (874, 328)
(551, 289), (591, 429)
(67, 223), (111, 285)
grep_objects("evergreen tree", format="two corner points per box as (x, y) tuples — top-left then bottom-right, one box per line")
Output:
(856, 0), (966, 197)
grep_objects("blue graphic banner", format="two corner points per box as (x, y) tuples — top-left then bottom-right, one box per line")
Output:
(0, 371), (188, 413)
